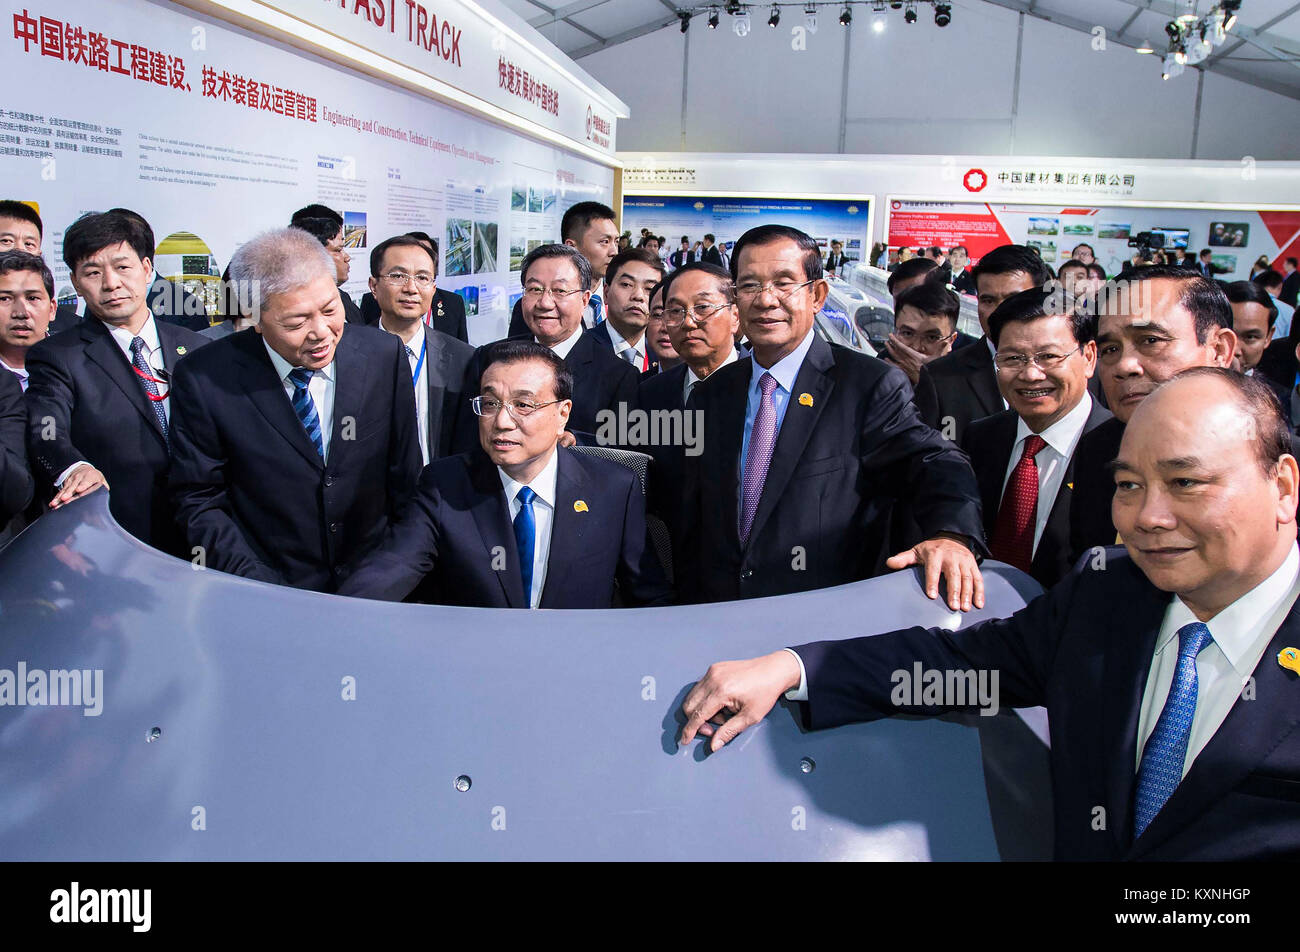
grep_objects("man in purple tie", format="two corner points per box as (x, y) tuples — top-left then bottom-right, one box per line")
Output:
(677, 224), (986, 609)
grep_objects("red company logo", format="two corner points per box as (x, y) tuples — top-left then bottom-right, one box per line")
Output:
(963, 168), (988, 192)
(891, 200), (901, 210)
(585, 105), (610, 148)
(585, 105), (593, 139)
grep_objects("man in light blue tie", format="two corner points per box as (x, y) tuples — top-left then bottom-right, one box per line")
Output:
(680, 367), (1300, 860)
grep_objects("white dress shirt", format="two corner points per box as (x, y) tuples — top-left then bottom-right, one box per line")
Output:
(542, 327), (582, 361)
(0, 357), (27, 391)
(498, 448), (559, 609)
(683, 346), (738, 405)
(604, 319), (647, 369)
(1136, 544), (1300, 779)
(381, 317), (429, 465)
(263, 339), (336, 461)
(998, 393), (1093, 555)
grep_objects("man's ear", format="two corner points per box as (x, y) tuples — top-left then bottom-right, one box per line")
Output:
(1211, 327), (1237, 367)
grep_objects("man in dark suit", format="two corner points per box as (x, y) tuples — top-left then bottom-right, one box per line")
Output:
(365, 234), (473, 463)
(962, 286), (1111, 589)
(0, 199), (78, 336)
(914, 245), (1053, 443)
(0, 250), (57, 391)
(507, 201), (619, 338)
(683, 369), (1300, 861)
(824, 240), (847, 274)
(589, 248), (664, 372)
(167, 227), (420, 592)
(0, 367), (32, 546)
(678, 224), (986, 610)
(465, 244), (638, 445)
(699, 233), (723, 268)
(290, 204), (362, 325)
(668, 236), (696, 272)
(1281, 258), (1299, 308)
(880, 279), (961, 387)
(637, 263), (740, 537)
(24, 211), (208, 551)
(338, 340), (671, 608)
(1224, 279), (1288, 409)
(358, 231), (468, 343)
(1070, 267), (1236, 559)
(642, 282), (682, 376)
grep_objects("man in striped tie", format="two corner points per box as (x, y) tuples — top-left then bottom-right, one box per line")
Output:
(681, 367), (1300, 860)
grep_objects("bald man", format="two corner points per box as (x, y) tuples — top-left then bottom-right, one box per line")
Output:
(680, 368), (1300, 860)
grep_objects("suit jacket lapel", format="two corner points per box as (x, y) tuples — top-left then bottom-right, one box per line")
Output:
(1032, 401), (1112, 578)
(1129, 597), (1300, 858)
(422, 326), (449, 460)
(541, 450), (586, 609)
(710, 359), (750, 557)
(81, 319), (166, 443)
(468, 450), (525, 608)
(745, 337), (835, 550)
(967, 340), (1002, 418)
(979, 413), (1017, 540)
(156, 321), (190, 374)
(236, 331), (325, 469)
(327, 327), (370, 470)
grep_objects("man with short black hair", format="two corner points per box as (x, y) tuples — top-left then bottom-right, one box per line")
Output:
(669, 236), (696, 271)
(0, 250), (56, 390)
(106, 208), (209, 333)
(359, 231), (468, 343)
(508, 201), (619, 337)
(290, 204), (362, 325)
(338, 340), (671, 608)
(883, 280), (962, 387)
(1280, 257), (1299, 308)
(1198, 248), (1227, 278)
(1070, 243), (1095, 266)
(948, 245), (975, 294)
(700, 233), (723, 268)
(914, 244), (1053, 443)
(1254, 268), (1294, 338)
(594, 248), (664, 372)
(0, 199), (77, 336)
(824, 240), (847, 274)
(25, 211), (208, 550)
(886, 256), (938, 302)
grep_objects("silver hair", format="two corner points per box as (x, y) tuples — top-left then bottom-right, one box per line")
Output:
(228, 227), (335, 321)
(520, 243), (592, 290)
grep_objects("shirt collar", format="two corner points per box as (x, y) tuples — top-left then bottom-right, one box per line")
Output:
(0, 356), (26, 379)
(1160, 545), (1300, 674)
(103, 313), (161, 355)
(1013, 392), (1093, 458)
(542, 328), (582, 361)
(497, 445), (560, 510)
(686, 345), (738, 391)
(262, 337), (336, 383)
(605, 318), (644, 356)
(750, 328), (816, 395)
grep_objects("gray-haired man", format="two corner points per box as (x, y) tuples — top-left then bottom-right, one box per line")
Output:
(167, 227), (421, 592)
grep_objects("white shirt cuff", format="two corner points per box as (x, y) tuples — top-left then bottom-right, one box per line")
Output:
(54, 460), (91, 487)
(783, 648), (808, 702)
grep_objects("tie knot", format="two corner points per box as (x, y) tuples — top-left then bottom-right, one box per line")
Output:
(516, 485), (536, 507)
(759, 371), (778, 397)
(130, 336), (147, 356)
(404, 344), (416, 359)
(1022, 434), (1048, 459)
(1176, 621), (1213, 659)
(289, 367), (314, 390)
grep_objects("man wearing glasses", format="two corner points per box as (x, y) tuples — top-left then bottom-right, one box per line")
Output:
(368, 235), (473, 464)
(338, 340), (672, 608)
(960, 286), (1111, 588)
(678, 224), (986, 611)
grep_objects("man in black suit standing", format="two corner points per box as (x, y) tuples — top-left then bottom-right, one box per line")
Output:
(24, 211), (208, 551)
(338, 341), (671, 609)
(683, 369), (1300, 861)
(668, 236), (695, 272)
(366, 234), (473, 463)
(590, 248), (664, 372)
(466, 244), (638, 444)
(0, 368), (32, 547)
(358, 231), (468, 343)
(1070, 268), (1236, 558)
(507, 201), (619, 338)
(914, 244), (1053, 443)
(167, 227), (420, 592)
(638, 262), (740, 537)
(0, 250), (57, 391)
(962, 287), (1111, 589)
(0, 200), (78, 336)
(290, 204), (362, 325)
(824, 240), (847, 275)
(1224, 280), (1287, 409)
(699, 233), (724, 268)
(678, 224), (986, 610)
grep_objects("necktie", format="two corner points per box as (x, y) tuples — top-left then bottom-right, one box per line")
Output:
(1133, 622), (1214, 839)
(622, 347), (639, 367)
(589, 293), (603, 325)
(513, 485), (536, 608)
(129, 336), (168, 435)
(288, 367), (324, 459)
(740, 372), (779, 544)
(989, 434), (1047, 571)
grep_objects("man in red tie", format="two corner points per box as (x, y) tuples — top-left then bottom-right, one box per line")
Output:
(961, 286), (1111, 587)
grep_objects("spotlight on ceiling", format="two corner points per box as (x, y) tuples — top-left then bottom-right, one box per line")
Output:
(769, 5), (780, 27)
(1223, 0), (1241, 32)
(1135, 37), (1154, 54)
(839, 5), (851, 26)
(1164, 19), (1181, 39)
(804, 3), (818, 32)
(708, 8), (720, 28)
(934, 2), (951, 27)
(734, 9), (751, 35)
(890, 0), (903, 7)
(679, 11), (691, 33)
(904, 2), (917, 24)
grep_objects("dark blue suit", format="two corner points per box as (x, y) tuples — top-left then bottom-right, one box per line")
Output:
(24, 316), (208, 551)
(636, 363), (690, 537)
(167, 325), (421, 592)
(794, 548), (1300, 860)
(337, 447), (673, 608)
(0, 368), (32, 540)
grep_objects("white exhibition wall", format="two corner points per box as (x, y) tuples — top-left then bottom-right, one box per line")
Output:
(580, 3), (1300, 160)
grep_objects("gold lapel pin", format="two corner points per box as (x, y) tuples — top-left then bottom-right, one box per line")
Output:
(1279, 647), (1300, 675)
(798, 392), (814, 407)
(176, 345), (187, 355)
(1067, 481), (1074, 491)
(574, 500), (588, 513)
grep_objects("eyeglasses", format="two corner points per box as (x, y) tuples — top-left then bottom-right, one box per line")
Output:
(734, 279), (815, 301)
(471, 396), (561, 420)
(522, 286), (585, 301)
(662, 301), (732, 326)
(895, 327), (957, 346)
(993, 346), (1083, 373)
(381, 271), (435, 289)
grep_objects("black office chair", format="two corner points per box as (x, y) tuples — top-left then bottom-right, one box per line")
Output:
(568, 444), (674, 584)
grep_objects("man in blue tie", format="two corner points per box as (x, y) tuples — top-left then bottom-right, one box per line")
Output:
(338, 340), (671, 609)
(680, 367), (1300, 860)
